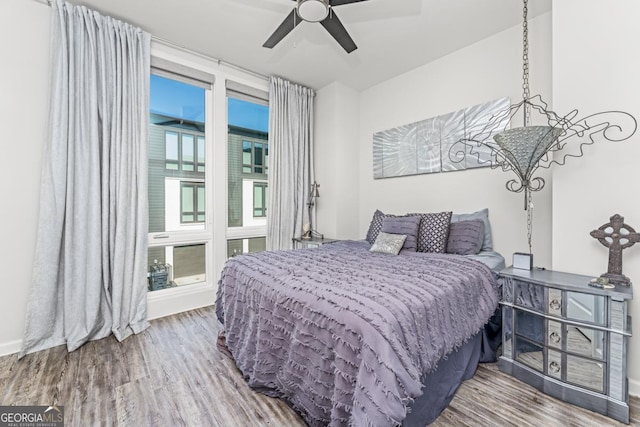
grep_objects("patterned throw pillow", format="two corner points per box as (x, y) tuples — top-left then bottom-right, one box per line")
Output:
(409, 211), (453, 253)
(370, 232), (407, 255)
(446, 219), (485, 255)
(366, 209), (386, 243)
(381, 215), (421, 252)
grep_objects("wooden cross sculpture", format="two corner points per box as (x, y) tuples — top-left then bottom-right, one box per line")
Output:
(590, 214), (640, 287)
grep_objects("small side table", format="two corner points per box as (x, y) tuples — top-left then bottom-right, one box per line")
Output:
(292, 236), (339, 249)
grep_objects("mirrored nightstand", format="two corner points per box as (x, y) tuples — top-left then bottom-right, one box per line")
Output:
(498, 267), (633, 424)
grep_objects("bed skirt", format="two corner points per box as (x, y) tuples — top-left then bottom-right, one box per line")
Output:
(403, 308), (502, 426)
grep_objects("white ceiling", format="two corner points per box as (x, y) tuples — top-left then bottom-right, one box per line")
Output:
(73, 0), (551, 91)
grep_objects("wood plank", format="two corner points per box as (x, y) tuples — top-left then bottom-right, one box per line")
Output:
(0, 305), (637, 426)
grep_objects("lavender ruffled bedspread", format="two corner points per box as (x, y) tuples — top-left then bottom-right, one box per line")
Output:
(215, 240), (499, 426)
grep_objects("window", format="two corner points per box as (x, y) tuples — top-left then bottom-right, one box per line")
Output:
(164, 131), (205, 172)
(226, 82), (269, 257)
(242, 141), (269, 175)
(148, 68), (212, 292)
(148, 243), (206, 291)
(165, 131), (179, 170)
(227, 237), (266, 258)
(182, 134), (195, 171)
(181, 182), (205, 223)
(227, 90), (269, 230)
(253, 182), (267, 217)
(197, 135), (205, 172)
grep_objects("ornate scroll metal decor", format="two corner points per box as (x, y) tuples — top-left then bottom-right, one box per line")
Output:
(372, 97), (509, 179)
(449, 0), (637, 255)
(590, 214), (640, 287)
(448, 95), (637, 208)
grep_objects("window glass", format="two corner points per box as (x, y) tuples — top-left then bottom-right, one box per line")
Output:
(254, 143), (263, 166)
(197, 136), (205, 172)
(149, 74), (206, 234)
(181, 184), (194, 223)
(182, 134), (195, 171)
(227, 96), (268, 229)
(197, 185), (206, 222)
(165, 131), (179, 170)
(149, 71), (208, 292)
(242, 141), (252, 173)
(227, 237), (266, 258)
(147, 243), (206, 290)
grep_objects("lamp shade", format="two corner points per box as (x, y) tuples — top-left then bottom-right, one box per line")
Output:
(310, 181), (320, 198)
(493, 126), (563, 180)
(297, 0), (330, 22)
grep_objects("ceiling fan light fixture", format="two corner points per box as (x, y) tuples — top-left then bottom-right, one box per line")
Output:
(297, 0), (330, 23)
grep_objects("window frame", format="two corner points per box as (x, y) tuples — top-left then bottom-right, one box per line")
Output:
(225, 88), (270, 255)
(180, 181), (206, 224)
(148, 63), (213, 296)
(252, 182), (267, 218)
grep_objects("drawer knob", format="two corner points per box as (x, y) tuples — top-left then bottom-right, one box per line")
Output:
(549, 331), (561, 344)
(549, 298), (561, 311)
(549, 361), (561, 374)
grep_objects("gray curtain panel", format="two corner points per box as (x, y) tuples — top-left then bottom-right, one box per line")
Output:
(266, 77), (315, 251)
(20, 0), (150, 357)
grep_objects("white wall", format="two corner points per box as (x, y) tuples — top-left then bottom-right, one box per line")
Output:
(551, 0), (640, 395)
(315, 82), (361, 240)
(0, 0), (51, 355)
(315, 13), (552, 263)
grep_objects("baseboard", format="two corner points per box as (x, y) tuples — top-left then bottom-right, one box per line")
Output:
(0, 285), (216, 358)
(629, 377), (640, 398)
(0, 339), (22, 357)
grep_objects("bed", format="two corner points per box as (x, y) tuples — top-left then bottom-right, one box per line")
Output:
(215, 210), (504, 426)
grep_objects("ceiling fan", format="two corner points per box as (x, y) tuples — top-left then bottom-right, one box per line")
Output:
(263, 0), (370, 53)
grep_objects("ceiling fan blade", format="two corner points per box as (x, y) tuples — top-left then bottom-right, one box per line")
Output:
(320, 12), (357, 53)
(263, 9), (301, 48)
(330, 0), (369, 6)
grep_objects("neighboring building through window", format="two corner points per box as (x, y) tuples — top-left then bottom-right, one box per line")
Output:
(148, 70), (210, 292)
(228, 128), (269, 228)
(227, 88), (269, 257)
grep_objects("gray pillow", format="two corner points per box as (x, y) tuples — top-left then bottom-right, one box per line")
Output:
(446, 219), (485, 255)
(381, 215), (421, 252)
(370, 232), (407, 255)
(451, 208), (493, 251)
(410, 211), (452, 253)
(366, 209), (385, 244)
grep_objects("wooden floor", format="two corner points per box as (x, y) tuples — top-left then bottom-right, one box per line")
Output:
(1, 306), (638, 426)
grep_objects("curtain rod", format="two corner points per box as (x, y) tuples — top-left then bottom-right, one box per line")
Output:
(151, 36), (269, 82)
(31, 0), (269, 83)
